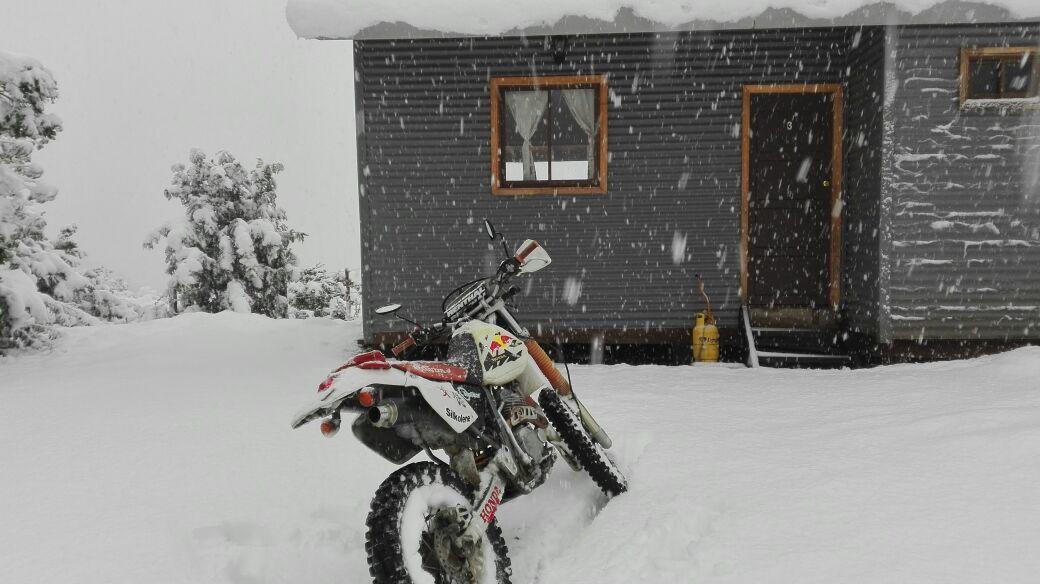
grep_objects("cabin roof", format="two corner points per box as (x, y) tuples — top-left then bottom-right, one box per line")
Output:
(286, 0), (1039, 40)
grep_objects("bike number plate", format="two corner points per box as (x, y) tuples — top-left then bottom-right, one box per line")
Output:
(413, 380), (478, 432)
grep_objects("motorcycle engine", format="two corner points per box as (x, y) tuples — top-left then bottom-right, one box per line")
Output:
(514, 425), (549, 467)
(500, 386), (555, 492)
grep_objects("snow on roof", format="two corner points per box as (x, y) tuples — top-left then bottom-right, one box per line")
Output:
(286, 0), (1040, 40)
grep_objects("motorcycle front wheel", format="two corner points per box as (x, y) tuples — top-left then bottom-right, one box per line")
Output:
(539, 389), (628, 497)
(365, 461), (512, 584)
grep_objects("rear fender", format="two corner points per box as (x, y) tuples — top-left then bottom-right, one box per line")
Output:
(291, 364), (479, 435)
(291, 366), (408, 429)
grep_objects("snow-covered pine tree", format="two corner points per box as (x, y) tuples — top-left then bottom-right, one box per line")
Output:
(288, 264), (358, 320)
(146, 149), (304, 317)
(0, 50), (97, 348)
(0, 52), (165, 350)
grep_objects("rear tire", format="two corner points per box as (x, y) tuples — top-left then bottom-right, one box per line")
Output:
(538, 390), (628, 497)
(365, 461), (512, 584)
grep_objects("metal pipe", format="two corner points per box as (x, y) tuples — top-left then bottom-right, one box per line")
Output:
(368, 402), (399, 427)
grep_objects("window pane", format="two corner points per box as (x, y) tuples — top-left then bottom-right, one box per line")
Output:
(1001, 53), (1036, 95)
(550, 88), (596, 181)
(494, 80), (605, 190)
(502, 89), (549, 182)
(968, 57), (1001, 98)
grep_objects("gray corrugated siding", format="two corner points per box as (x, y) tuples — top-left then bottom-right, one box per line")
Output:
(883, 23), (1040, 340)
(356, 29), (883, 342)
(843, 28), (885, 337)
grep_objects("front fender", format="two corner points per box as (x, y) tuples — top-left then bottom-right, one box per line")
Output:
(290, 366), (409, 429)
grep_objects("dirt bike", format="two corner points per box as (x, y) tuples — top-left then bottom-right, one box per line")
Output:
(291, 220), (626, 584)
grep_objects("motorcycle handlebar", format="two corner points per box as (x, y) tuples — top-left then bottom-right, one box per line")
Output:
(392, 321), (451, 357)
(494, 258), (521, 283)
(391, 335), (416, 357)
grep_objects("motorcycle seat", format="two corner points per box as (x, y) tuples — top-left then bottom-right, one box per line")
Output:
(391, 361), (470, 383)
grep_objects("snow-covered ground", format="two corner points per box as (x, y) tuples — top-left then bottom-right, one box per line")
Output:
(2, 313), (1039, 583)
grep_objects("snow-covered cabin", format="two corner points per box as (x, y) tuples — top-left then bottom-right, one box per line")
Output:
(287, 0), (1040, 364)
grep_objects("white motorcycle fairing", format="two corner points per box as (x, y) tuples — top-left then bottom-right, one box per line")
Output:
(290, 356), (478, 434)
(403, 373), (478, 433)
(290, 365), (407, 429)
(454, 320), (530, 386)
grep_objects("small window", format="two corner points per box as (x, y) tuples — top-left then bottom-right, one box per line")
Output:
(961, 47), (1040, 105)
(490, 76), (607, 195)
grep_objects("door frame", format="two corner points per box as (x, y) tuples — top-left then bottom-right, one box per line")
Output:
(740, 83), (844, 310)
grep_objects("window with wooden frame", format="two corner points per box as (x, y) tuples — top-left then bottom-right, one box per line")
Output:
(960, 47), (1040, 105)
(490, 76), (608, 195)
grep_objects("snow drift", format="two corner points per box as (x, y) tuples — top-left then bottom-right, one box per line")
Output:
(2, 312), (1040, 582)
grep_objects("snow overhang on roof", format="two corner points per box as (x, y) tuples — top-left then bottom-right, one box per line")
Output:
(285, 0), (1040, 40)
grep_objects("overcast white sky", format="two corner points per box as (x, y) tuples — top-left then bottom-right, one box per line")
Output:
(1, 0), (358, 291)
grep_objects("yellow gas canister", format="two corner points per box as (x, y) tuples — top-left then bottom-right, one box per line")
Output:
(692, 312), (720, 363)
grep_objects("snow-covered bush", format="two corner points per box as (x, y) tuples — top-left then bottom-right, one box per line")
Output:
(145, 149), (304, 317)
(46, 224), (167, 324)
(76, 264), (171, 323)
(288, 264), (358, 320)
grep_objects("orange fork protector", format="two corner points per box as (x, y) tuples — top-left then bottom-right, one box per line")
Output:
(524, 339), (572, 397)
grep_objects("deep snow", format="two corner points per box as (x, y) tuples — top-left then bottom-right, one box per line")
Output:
(2, 313), (1040, 583)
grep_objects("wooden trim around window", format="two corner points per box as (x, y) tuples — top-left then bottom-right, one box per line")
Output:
(960, 46), (1040, 106)
(741, 83), (844, 310)
(490, 75), (608, 196)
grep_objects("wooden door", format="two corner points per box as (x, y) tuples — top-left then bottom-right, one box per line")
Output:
(744, 89), (841, 310)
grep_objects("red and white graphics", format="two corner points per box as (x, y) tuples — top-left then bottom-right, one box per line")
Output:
(455, 321), (529, 386)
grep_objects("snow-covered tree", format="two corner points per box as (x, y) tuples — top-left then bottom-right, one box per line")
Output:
(0, 50), (96, 348)
(288, 264), (358, 320)
(145, 149), (304, 317)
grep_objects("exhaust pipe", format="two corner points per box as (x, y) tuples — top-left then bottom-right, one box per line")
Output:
(368, 402), (399, 428)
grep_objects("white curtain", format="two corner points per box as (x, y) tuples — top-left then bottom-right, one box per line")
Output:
(563, 88), (597, 179)
(506, 90), (548, 180)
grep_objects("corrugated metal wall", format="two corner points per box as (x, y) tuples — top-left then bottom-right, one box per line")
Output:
(883, 23), (1040, 340)
(843, 28), (886, 337)
(355, 28), (878, 342)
